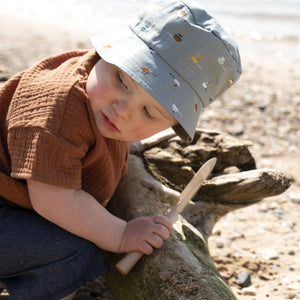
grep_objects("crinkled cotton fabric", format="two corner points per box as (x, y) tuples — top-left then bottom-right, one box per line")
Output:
(0, 49), (129, 209)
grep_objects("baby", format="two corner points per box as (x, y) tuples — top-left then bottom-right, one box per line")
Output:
(0, 0), (241, 299)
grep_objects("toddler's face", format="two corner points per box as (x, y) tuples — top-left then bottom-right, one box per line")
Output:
(86, 58), (177, 142)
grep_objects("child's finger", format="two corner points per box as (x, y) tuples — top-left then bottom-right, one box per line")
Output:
(139, 241), (153, 255)
(147, 232), (164, 248)
(152, 224), (170, 240)
(153, 215), (173, 232)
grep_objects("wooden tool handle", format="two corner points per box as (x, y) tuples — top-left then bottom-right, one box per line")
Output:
(115, 251), (144, 275)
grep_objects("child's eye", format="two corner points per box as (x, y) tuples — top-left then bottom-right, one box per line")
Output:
(117, 72), (128, 90)
(143, 106), (152, 118)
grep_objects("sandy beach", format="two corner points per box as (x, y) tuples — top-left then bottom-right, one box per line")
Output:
(0, 11), (299, 300)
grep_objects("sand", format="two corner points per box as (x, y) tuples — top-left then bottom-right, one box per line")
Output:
(0, 13), (299, 300)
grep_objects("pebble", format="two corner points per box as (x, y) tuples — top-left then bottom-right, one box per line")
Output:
(236, 271), (251, 287)
(288, 250), (295, 256)
(242, 286), (256, 296)
(272, 208), (286, 219)
(291, 194), (300, 204)
(258, 271), (272, 281)
(287, 282), (300, 291)
(220, 272), (231, 280)
(216, 242), (224, 248)
(283, 277), (292, 284)
(287, 291), (297, 299)
(259, 248), (279, 260)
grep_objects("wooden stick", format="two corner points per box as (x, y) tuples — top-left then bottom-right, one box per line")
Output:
(115, 158), (217, 275)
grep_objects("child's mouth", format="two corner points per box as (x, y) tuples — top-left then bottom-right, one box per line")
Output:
(103, 113), (119, 132)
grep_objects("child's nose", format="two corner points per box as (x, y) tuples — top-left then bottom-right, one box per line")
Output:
(112, 99), (131, 120)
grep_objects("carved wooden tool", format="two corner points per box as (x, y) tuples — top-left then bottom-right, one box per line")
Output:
(116, 157), (217, 275)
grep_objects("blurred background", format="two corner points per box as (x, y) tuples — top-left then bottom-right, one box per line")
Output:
(0, 0), (299, 66)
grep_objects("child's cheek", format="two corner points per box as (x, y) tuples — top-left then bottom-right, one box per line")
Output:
(89, 82), (113, 108)
(130, 124), (153, 141)
(96, 84), (111, 103)
(87, 72), (111, 106)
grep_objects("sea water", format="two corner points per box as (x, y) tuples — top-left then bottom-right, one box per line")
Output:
(1, 0), (299, 62)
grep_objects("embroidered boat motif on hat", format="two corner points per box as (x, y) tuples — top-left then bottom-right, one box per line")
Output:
(218, 56), (226, 65)
(141, 24), (151, 32)
(179, 9), (188, 17)
(174, 33), (183, 42)
(141, 67), (151, 75)
(149, 48), (156, 55)
(172, 104), (183, 117)
(169, 72), (180, 87)
(202, 81), (209, 90)
(191, 54), (201, 64)
(194, 96), (199, 112)
(173, 79), (180, 87)
(218, 56), (226, 70)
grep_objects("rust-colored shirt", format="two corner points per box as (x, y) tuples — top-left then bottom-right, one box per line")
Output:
(0, 49), (129, 209)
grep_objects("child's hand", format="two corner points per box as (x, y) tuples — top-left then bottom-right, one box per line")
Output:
(118, 215), (172, 254)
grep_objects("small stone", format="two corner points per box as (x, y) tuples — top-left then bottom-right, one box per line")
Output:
(287, 291), (297, 299)
(242, 261), (259, 272)
(260, 248), (279, 260)
(220, 272), (231, 280)
(288, 250), (295, 255)
(283, 277), (292, 284)
(287, 282), (300, 291)
(236, 271), (251, 287)
(242, 286), (256, 296)
(216, 242), (224, 248)
(291, 194), (300, 204)
(272, 208), (285, 219)
(213, 229), (221, 236)
(258, 271), (272, 281)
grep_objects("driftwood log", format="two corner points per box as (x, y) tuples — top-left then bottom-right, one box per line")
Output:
(104, 129), (293, 300)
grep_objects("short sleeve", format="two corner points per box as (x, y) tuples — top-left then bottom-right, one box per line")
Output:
(7, 81), (95, 189)
(8, 126), (87, 189)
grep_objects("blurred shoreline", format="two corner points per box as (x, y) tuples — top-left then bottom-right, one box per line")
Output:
(0, 5), (299, 76)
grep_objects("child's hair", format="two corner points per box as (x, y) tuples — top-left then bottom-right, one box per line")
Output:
(91, 0), (242, 141)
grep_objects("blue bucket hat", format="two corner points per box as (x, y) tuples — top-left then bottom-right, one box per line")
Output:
(91, 0), (242, 141)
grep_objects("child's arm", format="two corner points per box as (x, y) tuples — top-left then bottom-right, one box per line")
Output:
(27, 180), (172, 254)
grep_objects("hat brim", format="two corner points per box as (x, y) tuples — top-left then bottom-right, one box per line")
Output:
(90, 28), (202, 141)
